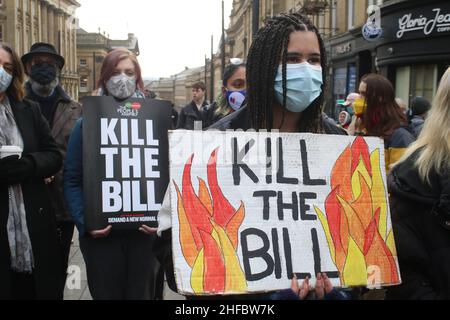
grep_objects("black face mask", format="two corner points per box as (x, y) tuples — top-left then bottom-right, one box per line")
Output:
(30, 63), (58, 85)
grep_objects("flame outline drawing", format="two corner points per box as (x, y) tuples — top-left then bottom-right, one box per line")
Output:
(174, 148), (247, 295)
(314, 137), (401, 287)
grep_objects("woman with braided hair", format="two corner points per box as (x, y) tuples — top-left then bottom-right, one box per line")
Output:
(156, 12), (349, 300)
(209, 12), (345, 135)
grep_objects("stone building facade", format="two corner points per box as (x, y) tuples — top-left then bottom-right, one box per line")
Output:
(0, 0), (80, 100)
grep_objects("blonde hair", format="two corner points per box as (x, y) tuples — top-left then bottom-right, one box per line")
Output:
(396, 67), (450, 184)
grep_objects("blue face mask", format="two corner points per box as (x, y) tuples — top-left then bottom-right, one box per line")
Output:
(226, 89), (246, 111)
(274, 62), (323, 113)
(0, 66), (13, 94)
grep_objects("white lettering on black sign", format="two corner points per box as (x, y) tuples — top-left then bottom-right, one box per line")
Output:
(100, 118), (162, 213)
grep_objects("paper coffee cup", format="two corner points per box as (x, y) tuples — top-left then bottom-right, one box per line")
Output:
(0, 146), (23, 159)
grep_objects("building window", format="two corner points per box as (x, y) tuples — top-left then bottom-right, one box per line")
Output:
(31, 0), (36, 16)
(80, 77), (88, 93)
(79, 59), (87, 66)
(347, 0), (355, 30)
(331, 0), (337, 36)
(0, 25), (3, 43)
(318, 13), (325, 34)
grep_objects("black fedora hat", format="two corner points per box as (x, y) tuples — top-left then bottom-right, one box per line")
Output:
(21, 42), (65, 70)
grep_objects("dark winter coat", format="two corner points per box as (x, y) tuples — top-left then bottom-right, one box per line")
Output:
(410, 116), (425, 139)
(26, 83), (82, 222)
(383, 125), (416, 171)
(176, 100), (209, 130)
(0, 97), (63, 299)
(202, 101), (234, 128)
(386, 150), (450, 300)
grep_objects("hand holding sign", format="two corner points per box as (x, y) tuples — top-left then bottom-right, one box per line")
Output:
(291, 274), (310, 300)
(89, 225), (112, 239)
(139, 225), (158, 235)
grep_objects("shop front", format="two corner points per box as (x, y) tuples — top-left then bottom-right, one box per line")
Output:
(377, 0), (450, 106)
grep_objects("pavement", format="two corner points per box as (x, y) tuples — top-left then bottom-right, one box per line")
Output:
(63, 231), (185, 300)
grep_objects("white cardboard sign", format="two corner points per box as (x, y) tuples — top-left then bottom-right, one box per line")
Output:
(169, 130), (401, 296)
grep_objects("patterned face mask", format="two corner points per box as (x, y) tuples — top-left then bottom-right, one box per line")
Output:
(105, 74), (137, 100)
(0, 66), (13, 93)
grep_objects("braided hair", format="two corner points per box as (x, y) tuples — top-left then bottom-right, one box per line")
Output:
(246, 12), (327, 133)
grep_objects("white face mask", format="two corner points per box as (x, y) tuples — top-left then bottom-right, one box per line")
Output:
(0, 66), (13, 94)
(274, 62), (323, 113)
(105, 73), (136, 100)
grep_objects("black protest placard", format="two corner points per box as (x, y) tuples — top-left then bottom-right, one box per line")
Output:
(82, 96), (172, 232)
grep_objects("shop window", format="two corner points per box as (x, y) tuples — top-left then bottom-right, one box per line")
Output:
(347, 64), (357, 94)
(333, 67), (347, 117)
(395, 64), (438, 107)
(395, 66), (411, 106)
(411, 65), (438, 103)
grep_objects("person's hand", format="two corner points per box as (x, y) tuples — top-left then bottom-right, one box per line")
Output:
(291, 274), (310, 300)
(322, 273), (334, 295)
(44, 176), (55, 184)
(139, 225), (158, 235)
(0, 155), (35, 185)
(89, 226), (112, 239)
(315, 273), (325, 299)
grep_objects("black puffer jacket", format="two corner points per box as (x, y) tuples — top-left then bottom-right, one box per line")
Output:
(386, 151), (450, 300)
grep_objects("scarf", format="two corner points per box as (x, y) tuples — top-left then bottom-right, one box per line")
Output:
(0, 97), (34, 274)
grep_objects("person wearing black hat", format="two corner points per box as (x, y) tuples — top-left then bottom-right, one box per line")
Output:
(21, 42), (82, 298)
(409, 96), (431, 138)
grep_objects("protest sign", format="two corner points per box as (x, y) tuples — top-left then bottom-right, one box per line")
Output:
(82, 96), (172, 231)
(169, 130), (401, 295)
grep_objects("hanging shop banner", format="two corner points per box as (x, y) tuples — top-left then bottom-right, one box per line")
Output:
(169, 130), (402, 296)
(82, 96), (172, 231)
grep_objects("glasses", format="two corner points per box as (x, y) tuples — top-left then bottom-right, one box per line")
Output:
(230, 58), (244, 65)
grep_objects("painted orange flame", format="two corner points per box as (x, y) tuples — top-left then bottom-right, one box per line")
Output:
(314, 137), (401, 287)
(174, 148), (247, 294)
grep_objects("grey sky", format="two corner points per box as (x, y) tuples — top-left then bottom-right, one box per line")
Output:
(77, 0), (233, 79)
